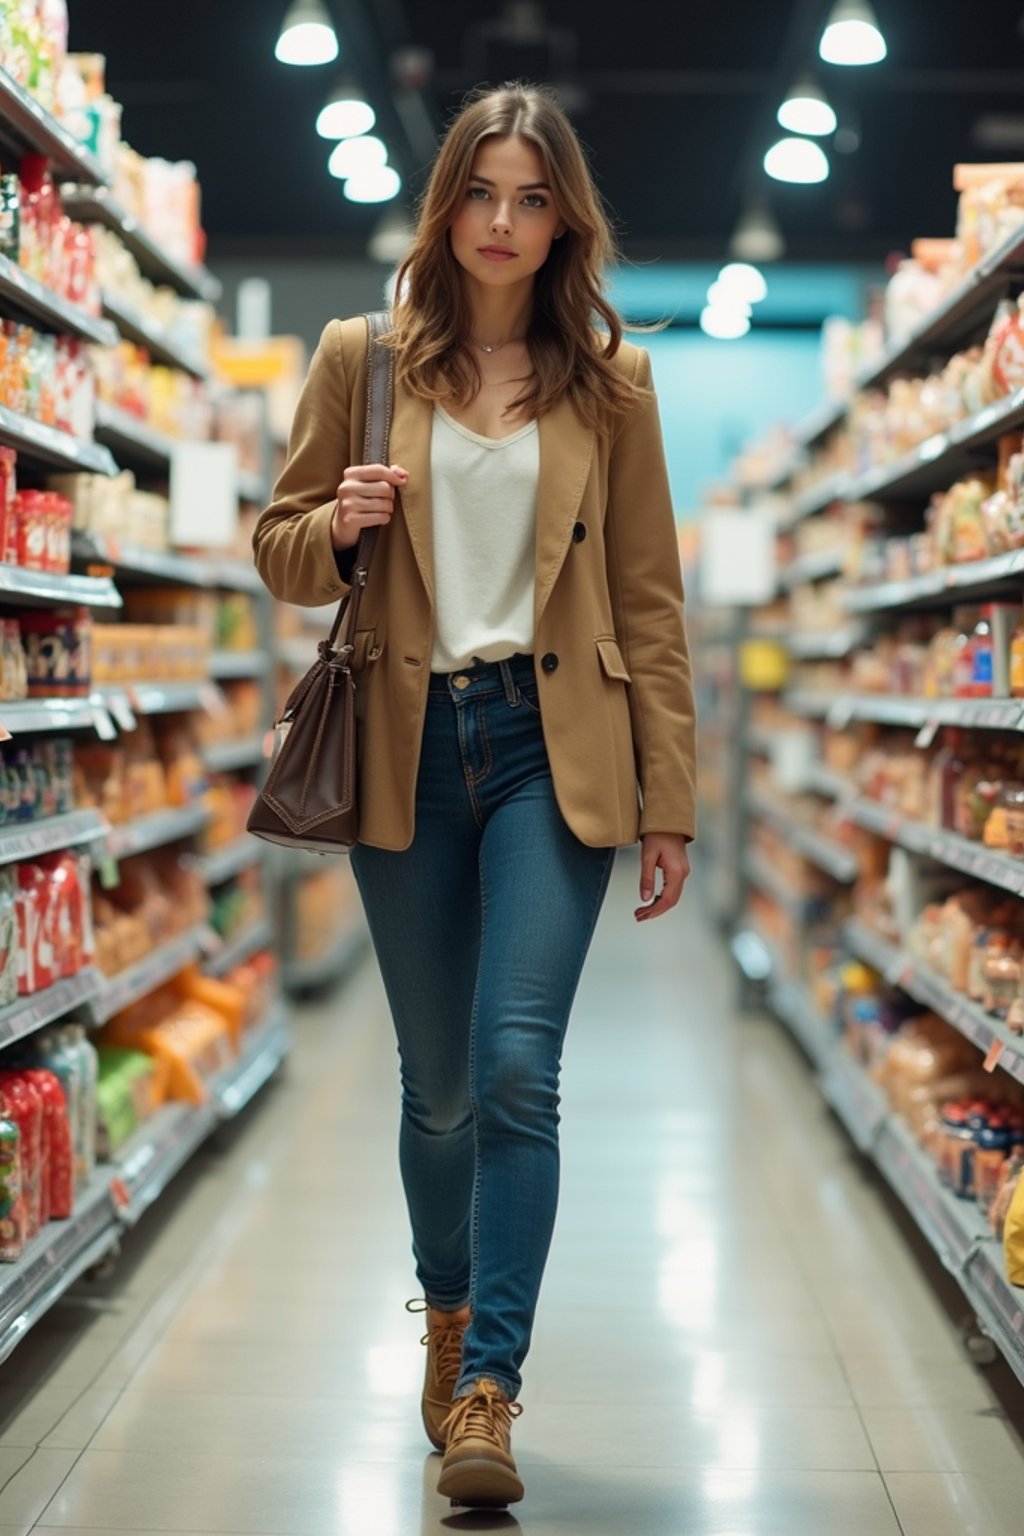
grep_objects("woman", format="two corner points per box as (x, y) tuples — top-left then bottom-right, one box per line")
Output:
(253, 82), (696, 1509)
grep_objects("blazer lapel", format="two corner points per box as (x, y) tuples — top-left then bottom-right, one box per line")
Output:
(387, 379), (435, 604)
(534, 397), (595, 629)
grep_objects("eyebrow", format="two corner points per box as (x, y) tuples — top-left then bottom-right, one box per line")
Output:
(469, 175), (551, 191)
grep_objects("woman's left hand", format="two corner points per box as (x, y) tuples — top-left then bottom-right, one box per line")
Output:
(635, 833), (691, 922)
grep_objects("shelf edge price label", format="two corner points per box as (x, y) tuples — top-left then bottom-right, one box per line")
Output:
(91, 702), (116, 742)
(915, 718), (940, 750)
(984, 1038), (1005, 1074)
(106, 693), (136, 733)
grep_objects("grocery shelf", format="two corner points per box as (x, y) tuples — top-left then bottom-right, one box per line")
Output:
(843, 918), (1024, 1089)
(93, 401), (176, 474)
(209, 649), (269, 681)
(0, 68), (108, 186)
(72, 533), (263, 595)
(0, 694), (125, 738)
(88, 923), (212, 1025)
(745, 788), (859, 883)
(804, 762), (857, 801)
(791, 397), (849, 455)
(0, 563), (121, 609)
(0, 252), (116, 345)
(845, 386), (1024, 506)
(0, 965), (104, 1051)
(844, 797), (1024, 897)
(105, 802), (210, 862)
(205, 916), (273, 978)
(0, 1163), (120, 1365)
(60, 189), (221, 303)
(202, 735), (265, 774)
(0, 998), (290, 1363)
(778, 548), (846, 589)
(785, 690), (1024, 733)
(854, 223), (1024, 396)
(844, 550), (1024, 614)
(100, 290), (210, 380)
(109, 680), (226, 717)
(0, 404), (117, 477)
(743, 848), (820, 916)
(786, 626), (866, 661)
(789, 472), (851, 524)
(284, 925), (368, 995)
(198, 834), (264, 886)
(0, 808), (109, 867)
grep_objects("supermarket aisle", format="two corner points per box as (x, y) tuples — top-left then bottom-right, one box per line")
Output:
(1, 857), (1024, 1534)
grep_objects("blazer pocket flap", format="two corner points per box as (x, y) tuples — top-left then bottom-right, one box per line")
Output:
(595, 636), (632, 683)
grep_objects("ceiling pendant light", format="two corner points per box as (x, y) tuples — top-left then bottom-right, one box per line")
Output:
(764, 136), (830, 185)
(275, 0), (339, 67)
(778, 78), (837, 137)
(329, 135), (387, 180)
(729, 201), (785, 262)
(345, 166), (403, 204)
(819, 0), (887, 66)
(317, 79), (375, 139)
(715, 263), (768, 305)
(700, 305), (751, 341)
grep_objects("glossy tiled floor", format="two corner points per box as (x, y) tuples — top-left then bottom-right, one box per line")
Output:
(2, 854), (1024, 1534)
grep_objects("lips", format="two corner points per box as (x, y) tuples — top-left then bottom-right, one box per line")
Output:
(478, 247), (517, 260)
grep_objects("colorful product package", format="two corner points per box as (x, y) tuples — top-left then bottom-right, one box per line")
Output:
(0, 867), (16, 1006)
(0, 1073), (42, 1239)
(22, 1069), (72, 1219)
(19, 606), (91, 697)
(0, 1106), (24, 1262)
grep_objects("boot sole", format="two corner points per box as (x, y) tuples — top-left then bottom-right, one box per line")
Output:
(437, 1456), (524, 1507)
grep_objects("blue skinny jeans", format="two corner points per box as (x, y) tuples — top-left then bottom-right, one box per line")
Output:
(350, 652), (615, 1401)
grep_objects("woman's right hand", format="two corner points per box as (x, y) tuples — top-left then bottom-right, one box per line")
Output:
(331, 463), (409, 551)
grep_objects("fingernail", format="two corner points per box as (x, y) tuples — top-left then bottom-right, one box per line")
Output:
(642, 889), (652, 901)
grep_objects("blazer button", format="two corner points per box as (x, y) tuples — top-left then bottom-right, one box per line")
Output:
(541, 652), (559, 674)
(572, 522), (587, 543)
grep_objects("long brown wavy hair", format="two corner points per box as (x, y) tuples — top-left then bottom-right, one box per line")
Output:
(388, 83), (646, 432)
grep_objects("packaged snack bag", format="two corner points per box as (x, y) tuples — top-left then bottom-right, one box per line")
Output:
(0, 1104), (24, 1261)
(22, 1069), (72, 1218)
(0, 1073), (42, 1238)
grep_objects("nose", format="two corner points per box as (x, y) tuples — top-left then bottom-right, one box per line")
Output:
(490, 202), (513, 235)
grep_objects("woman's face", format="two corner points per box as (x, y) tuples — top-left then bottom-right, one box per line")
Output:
(449, 135), (566, 287)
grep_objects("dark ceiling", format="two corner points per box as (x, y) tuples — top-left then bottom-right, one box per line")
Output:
(70, 0), (1024, 265)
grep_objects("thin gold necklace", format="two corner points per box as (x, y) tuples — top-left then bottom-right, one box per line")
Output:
(470, 334), (526, 355)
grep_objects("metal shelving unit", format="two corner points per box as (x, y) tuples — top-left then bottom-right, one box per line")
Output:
(0, 1000), (290, 1364)
(209, 650), (269, 681)
(843, 798), (1024, 896)
(205, 917), (273, 979)
(72, 533), (262, 594)
(845, 550), (1024, 614)
(0, 694), (125, 739)
(778, 547), (846, 589)
(0, 403), (117, 477)
(93, 401), (177, 474)
(0, 564), (121, 609)
(785, 690), (1024, 733)
(745, 788), (859, 883)
(0, 808), (109, 866)
(202, 735), (265, 774)
(0, 966), (104, 1051)
(100, 290), (210, 380)
(198, 835), (265, 887)
(105, 803), (210, 862)
(843, 918), (1024, 1087)
(786, 626), (866, 661)
(0, 251), (115, 345)
(60, 188), (221, 303)
(0, 68), (107, 185)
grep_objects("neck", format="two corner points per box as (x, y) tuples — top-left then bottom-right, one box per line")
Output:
(463, 278), (533, 347)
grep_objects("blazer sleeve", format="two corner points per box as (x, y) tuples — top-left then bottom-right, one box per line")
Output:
(605, 347), (697, 841)
(252, 318), (354, 606)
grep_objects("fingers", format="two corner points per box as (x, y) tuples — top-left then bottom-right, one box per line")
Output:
(345, 463), (408, 487)
(639, 846), (658, 904)
(635, 855), (689, 922)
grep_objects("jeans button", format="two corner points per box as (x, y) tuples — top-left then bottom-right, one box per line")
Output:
(453, 675), (470, 690)
(541, 652), (559, 673)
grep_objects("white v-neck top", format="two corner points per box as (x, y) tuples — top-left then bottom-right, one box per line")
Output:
(429, 405), (540, 673)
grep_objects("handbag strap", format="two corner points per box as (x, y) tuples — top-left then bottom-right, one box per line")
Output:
(328, 310), (395, 650)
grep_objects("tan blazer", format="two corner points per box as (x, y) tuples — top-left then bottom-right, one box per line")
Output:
(253, 317), (697, 851)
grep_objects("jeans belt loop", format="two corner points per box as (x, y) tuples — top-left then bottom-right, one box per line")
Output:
(498, 658), (518, 707)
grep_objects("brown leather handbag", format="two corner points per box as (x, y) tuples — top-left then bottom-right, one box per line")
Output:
(247, 310), (395, 853)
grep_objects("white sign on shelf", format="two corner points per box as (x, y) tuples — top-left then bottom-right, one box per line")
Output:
(170, 442), (239, 549)
(700, 507), (776, 606)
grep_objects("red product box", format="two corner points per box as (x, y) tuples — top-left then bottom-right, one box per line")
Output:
(21, 1070), (73, 1219)
(0, 1074), (42, 1239)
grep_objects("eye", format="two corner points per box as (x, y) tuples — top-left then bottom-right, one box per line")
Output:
(522, 194), (547, 208)
(468, 186), (489, 200)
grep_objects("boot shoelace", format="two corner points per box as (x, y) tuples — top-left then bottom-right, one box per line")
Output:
(441, 1378), (523, 1446)
(427, 1315), (468, 1386)
(406, 1299), (467, 1387)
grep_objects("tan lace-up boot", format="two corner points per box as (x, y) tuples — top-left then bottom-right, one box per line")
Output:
(406, 1300), (470, 1451)
(436, 1376), (524, 1508)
